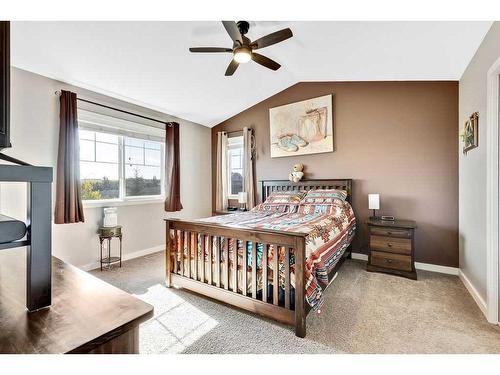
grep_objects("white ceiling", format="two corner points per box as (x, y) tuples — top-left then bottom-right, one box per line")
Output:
(11, 21), (492, 127)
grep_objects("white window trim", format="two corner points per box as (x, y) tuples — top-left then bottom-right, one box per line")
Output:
(83, 196), (165, 208)
(79, 123), (165, 208)
(227, 135), (244, 200)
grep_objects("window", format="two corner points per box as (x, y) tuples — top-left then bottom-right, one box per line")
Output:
(227, 136), (244, 198)
(79, 129), (164, 202)
(79, 130), (120, 200)
(124, 137), (162, 197)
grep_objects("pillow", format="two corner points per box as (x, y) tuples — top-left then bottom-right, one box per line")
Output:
(265, 191), (306, 205)
(300, 189), (348, 206)
(252, 191), (306, 213)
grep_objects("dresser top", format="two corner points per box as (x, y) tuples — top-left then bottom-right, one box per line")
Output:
(366, 218), (417, 229)
(0, 251), (153, 353)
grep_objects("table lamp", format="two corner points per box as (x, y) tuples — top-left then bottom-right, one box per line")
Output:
(368, 194), (380, 219)
(238, 191), (247, 211)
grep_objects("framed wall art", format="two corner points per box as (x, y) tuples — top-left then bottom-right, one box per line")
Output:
(461, 112), (479, 155)
(269, 94), (333, 158)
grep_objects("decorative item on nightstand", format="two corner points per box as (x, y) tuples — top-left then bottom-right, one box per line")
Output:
(366, 218), (417, 280)
(368, 194), (380, 219)
(103, 207), (118, 227)
(238, 191), (248, 211)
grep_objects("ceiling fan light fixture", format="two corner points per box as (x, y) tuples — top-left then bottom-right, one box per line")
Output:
(189, 21), (293, 75)
(233, 47), (252, 63)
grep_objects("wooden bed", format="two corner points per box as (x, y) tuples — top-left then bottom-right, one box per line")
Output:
(165, 179), (353, 337)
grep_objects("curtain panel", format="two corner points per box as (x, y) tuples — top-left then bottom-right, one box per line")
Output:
(215, 131), (229, 211)
(164, 122), (183, 212)
(243, 127), (255, 209)
(54, 90), (85, 224)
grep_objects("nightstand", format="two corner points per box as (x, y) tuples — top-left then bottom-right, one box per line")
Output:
(366, 218), (417, 280)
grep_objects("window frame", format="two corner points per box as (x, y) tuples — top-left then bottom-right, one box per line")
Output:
(79, 127), (165, 208)
(227, 135), (244, 200)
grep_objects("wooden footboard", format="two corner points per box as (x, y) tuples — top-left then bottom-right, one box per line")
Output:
(165, 219), (308, 337)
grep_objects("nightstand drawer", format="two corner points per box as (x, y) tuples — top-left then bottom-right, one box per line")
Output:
(369, 227), (411, 238)
(371, 251), (412, 272)
(370, 235), (411, 255)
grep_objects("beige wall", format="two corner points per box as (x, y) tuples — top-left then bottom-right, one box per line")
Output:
(213, 81), (459, 267)
(0, 67), (212, 269)
(459, 22), (500, 301)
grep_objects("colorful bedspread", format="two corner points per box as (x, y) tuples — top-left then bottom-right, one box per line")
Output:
(197, 201), (356, 312)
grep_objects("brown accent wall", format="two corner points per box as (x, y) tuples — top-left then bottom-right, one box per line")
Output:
(212, 81), (459, 267)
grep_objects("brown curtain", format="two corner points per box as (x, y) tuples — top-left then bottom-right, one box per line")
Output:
(54, 90), (85, 224)
(165, 122), (183, 212)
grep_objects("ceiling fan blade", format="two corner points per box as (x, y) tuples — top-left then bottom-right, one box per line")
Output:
(189, 47), (233, 53)
(222, 21), (242, 44)
(252, 28), (293, 50)
(225, 59), (239, 76)
(251, 53), (281, 71)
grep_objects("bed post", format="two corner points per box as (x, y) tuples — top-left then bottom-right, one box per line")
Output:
(165, 220), (172, 288)
(294, 236), (307, 338)
(258, 180), (265, 204)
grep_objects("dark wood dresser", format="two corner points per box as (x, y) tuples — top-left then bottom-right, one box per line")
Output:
(366, 218), (417, 280)
(0, 250), (153, 354)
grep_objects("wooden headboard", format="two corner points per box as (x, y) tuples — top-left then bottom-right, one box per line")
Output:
(258, 179), (353, 204)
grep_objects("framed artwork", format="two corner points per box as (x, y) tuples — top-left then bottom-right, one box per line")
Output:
(462, 112), (479, 155)
(269, 94), (333, 158)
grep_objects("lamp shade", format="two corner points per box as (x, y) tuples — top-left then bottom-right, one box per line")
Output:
(238, 191), (247, 204)
(368, 194), (380, 210)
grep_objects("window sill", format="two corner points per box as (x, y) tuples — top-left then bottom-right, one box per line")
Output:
(83, 197), (165, 209)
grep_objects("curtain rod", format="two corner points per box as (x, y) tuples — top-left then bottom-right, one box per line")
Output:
(223, 129), (247, 135)
(54, 90), (173, 127)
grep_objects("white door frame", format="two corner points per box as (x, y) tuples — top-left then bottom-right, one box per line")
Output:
(486, 56), (500, 324)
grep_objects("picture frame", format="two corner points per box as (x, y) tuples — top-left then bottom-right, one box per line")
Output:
(462, 112), (479, 155)
(269, 94), (333, 158)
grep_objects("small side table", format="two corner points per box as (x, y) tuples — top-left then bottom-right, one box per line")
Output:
(98, 226), (123, 271)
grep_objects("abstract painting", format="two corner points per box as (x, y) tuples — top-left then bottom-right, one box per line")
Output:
(269, 94), (333, 158)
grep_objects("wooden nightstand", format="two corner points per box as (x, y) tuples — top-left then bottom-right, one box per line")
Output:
(366, 218), (417, 280)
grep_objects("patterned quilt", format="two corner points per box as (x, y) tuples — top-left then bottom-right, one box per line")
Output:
(197, 201), (356, 312)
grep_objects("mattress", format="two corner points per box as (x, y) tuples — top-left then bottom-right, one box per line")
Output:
(0, 214), (27, 244)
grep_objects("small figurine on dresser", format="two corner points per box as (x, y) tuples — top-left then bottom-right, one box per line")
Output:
(288, 163), (304, 183)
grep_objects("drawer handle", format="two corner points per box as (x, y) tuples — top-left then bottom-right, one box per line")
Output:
(387, 231), (392, 235)
(385, 259), (393, 263)
(387, 243), (393, 247)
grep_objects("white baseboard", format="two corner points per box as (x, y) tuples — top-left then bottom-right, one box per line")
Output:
(351, 252), (459, 275)
(459, 270), (488, 318)
(414, 262), (459, 276)
(79, 244), (165, 271)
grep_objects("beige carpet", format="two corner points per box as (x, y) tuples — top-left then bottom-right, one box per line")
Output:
(90, 251), (500, 354)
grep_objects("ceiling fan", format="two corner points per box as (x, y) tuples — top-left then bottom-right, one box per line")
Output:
(189, 21), (293, 76)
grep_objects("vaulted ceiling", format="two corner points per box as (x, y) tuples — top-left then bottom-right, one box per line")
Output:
(11, 21), (492, 126)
